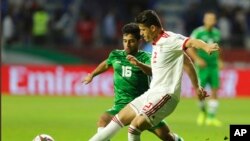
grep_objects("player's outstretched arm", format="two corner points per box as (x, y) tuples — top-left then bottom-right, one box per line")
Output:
(126, 55), (152, 75)
(183, 53), (209, 100)
(183, 53), (199, 89)
(82, 60), (110, 84)
(185, 48), (207, 68)
(185, 38), (220, 55)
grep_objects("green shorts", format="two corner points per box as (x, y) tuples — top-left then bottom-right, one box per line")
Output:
(196, 66), (220, 89)
(106, 103), (167, 130)
(106, 103), (125, 116)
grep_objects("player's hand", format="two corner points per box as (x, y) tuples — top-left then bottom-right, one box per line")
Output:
(195, 87), (209, 100)
(206, 43), (220, 55)
(126, 55), (139, 66)
(218, 59), (224, 70)
(82, 73), (93, 84)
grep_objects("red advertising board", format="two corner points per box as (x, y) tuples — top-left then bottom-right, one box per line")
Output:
(1, 65), (250, 97)
(1, 65), (114, 96)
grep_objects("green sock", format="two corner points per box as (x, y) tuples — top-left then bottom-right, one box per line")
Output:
(199, 100), (207, 113)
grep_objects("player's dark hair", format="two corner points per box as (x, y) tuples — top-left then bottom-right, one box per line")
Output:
(204, 10), (217, 16)
(122, 23), (141, 40)
(135, 10), (162, 28)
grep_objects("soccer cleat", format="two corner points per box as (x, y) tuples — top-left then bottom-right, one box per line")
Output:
(211, 118), (222, 127)
(178, 137), (184, 141)
(197, 112), (206, 126)
(173, 133), (184, 141)
(206, 118), (222, 127)
(205, 118), (213, 126)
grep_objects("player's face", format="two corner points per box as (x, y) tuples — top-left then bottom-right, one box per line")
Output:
(138, 24), (154, 42)
(123, 34), (139, 54)
(203, 13), (217, 28)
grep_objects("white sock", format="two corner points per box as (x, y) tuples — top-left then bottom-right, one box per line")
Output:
(97, 127), (104, 133)
(98, 127), (111, 141)
(128, 125), (141, 141)
(207, 99), (218, 117)
(89, 115), (124, 141)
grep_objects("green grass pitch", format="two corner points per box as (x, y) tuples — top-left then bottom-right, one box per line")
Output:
(2, 95), (250, 141)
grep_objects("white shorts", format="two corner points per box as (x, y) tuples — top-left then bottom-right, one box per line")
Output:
(129, 88), (179, 127)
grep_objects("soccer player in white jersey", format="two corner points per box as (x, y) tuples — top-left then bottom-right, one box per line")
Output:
(89, 10), (219, 141)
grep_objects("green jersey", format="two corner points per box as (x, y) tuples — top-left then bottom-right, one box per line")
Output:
(106, 50), (151, 105)
(191, 26), (221, 67)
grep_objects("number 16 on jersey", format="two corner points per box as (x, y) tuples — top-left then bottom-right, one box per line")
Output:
(122, 66), (132, 77)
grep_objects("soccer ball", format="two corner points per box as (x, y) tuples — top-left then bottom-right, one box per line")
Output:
(33, 134), (55, 141)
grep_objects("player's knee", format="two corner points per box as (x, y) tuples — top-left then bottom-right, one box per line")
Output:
(132, 114), (151, 131)
(118, 106), (136, 126)
(97, 114), (113, 127)
(97, 120), (106, 127)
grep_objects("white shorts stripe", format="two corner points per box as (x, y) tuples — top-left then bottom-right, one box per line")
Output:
(145, 94), (171, 117)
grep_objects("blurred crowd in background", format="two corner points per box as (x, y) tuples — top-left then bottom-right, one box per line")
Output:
(1, 0), (250, 63)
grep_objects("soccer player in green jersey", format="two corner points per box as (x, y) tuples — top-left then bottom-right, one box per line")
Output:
(189, 11), (223, 127)
(83, 23), (183, 140)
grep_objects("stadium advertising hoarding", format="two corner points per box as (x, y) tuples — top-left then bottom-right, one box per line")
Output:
(1, 65), (113, 96)
(1, 65), (250, 97)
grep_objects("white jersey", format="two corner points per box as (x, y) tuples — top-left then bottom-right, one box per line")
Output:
(150, 31), (189, 100)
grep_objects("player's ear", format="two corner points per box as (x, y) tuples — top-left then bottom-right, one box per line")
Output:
(150, 25), (156, 32)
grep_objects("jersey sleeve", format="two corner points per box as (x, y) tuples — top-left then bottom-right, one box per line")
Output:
(190, 28), (199, 39)
(173, 33), (189, 50)
(106, 51), (115, 66)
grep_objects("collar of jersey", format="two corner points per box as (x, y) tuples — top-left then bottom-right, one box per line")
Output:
(123, 50), (141, 57)
(152, 30), (164, 45)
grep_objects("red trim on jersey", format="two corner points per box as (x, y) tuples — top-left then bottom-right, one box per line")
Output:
(152, 30), (169, 45)
(182, 38), (190, 50)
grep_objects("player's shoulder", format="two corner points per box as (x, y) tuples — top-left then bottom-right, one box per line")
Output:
(193, 26), (205, 33)
(212, 27), (220, 33)
(165, 31), (186, 37)
(165, 31), (175, 36)
(165, 31), (187, 41)
(190, 26), (204, 38)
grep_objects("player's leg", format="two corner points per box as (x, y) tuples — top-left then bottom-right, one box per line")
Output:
(128, 114), (151, 141)
(89, 91), (149, 141)
(196, 67), (209, 125)
(91, 109), (115, 141)
(148, 121), (184, 141)
(206, 67), (221, 126)
(89, 104), (137, 141)
(128, 94), (179, 141)
(97, 105), (123, 133)
(97, 112), (113, 132)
